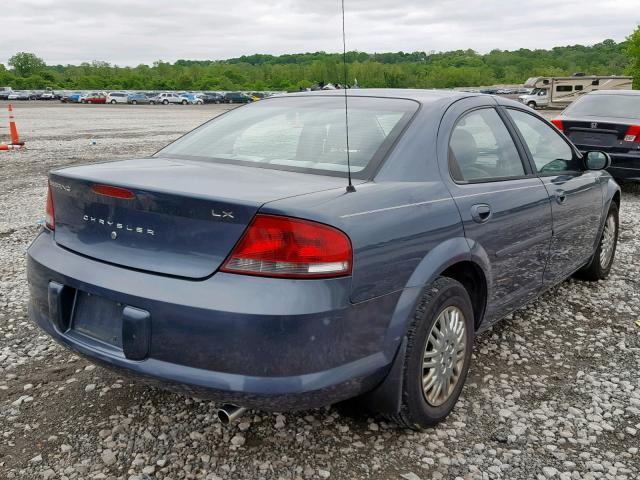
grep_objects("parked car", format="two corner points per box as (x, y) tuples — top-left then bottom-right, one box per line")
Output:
(179, 93), (202, 105)
(62, 92), (84, 103)
(105, 92), (129, 104)
(81, 92), (107, 104)
(28, 90), (620, 429)
(127, 92), (154, 105)
(552, 90), (640, 181)
(149, 92), (185, 105)
(198, 93), (224, 104)
(223, 92), (252, 104)
(38, 91), (57, 100)
(8, 91), (32, 100)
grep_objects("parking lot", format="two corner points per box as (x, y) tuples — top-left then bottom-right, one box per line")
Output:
(0, 102), (639, 480)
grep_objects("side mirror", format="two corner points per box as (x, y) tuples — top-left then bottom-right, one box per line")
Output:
(585, 151), (611, 170)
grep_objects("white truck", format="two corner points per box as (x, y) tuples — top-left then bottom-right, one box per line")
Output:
(518, 75), (633, 109)
(0, 86), (14, 100)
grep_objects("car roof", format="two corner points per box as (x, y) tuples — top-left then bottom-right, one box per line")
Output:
(586, 89), (640, 96)
(284, 88), (479, 104)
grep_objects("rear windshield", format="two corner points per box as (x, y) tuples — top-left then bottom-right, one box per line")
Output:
(156, 96), (418, 177)
(565, 94), (640, 119)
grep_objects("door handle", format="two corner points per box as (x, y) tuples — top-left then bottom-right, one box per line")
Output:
(471, 204), (492, 223)
(555, 190), (567, 205)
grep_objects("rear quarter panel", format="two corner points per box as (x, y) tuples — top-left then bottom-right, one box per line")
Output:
(262, 181), (465, 304)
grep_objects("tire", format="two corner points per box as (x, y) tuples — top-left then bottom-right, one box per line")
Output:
(132, 100), (137, 105)
(386, 277), (474, 429)
(162, 99), (169, 105)
(527, 101), (537, 109)
(110, 100), (117, 104)
(81, 100), (86, 104)
(575, 202), (619, 281)
(181, 99), (188, 105)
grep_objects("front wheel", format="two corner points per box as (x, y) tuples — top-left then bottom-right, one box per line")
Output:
(181, 99), (188, 105)
(110, 100), (117, 104)
(527, 101), (537, 109)
(162, 99), (169, 105)
(131, 100), (137, 105)
(387, 277), (474, 429)
(575, 202), (619, 281)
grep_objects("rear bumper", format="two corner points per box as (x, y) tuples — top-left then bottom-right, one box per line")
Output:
(608, 154), (640, 181)
(27, 229), (398, 410)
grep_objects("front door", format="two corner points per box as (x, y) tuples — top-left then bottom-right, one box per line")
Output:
(439, 98), (553, 323)
(504, 108), (603, 286)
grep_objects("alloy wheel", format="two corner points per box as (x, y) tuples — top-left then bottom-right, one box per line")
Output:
(422, 306), (467, 407)
(599, 214), (616, 269)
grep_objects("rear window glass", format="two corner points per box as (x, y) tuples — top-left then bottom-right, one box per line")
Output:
(156, 96), (418, 177)
(565, 94), (640, 119)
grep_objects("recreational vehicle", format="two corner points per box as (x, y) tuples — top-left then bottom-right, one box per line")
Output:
(518, 75), (633, 109)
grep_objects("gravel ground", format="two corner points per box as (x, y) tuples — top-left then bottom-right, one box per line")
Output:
(0, 102), (639, 480)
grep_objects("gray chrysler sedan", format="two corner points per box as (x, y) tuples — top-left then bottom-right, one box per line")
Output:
(27, 90), (620, 429)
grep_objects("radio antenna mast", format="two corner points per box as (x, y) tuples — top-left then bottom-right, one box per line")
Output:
(341, 0), (356, 193)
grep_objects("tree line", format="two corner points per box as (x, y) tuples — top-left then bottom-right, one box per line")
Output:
(2, 31), (639, 92)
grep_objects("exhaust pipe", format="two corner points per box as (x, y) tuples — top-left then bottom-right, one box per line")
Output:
(217, 404), (247, 425)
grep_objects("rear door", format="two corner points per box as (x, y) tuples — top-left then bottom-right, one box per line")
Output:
(438, 97), (552, 322)
(505, 107), (603, 285)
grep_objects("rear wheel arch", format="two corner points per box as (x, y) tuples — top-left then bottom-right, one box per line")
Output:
(440, 261), (488, 330)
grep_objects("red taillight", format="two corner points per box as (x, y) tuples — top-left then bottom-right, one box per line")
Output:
(92, 184), (135, 199)
(221, 214), (352, 279)
(45, 182), (55, 230)
(551, 119), (564, 132)
(624, 125), (640, 142)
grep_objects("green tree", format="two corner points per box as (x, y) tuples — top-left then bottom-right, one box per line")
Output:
(625, 26), (640, 89)
(8, 52), (46, 77)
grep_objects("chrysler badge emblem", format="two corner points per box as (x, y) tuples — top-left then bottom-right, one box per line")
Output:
(591, 122), (598, 129)
(111, 231), (118, 240)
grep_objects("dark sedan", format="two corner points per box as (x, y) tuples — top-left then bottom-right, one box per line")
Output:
(28, 90), (619, 428)
(552, 90), (640, 181)
(199, 92), (225, 104)
(223, 92), (252, 104)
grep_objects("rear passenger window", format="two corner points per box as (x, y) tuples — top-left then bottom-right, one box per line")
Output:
(448, 108), (525, 182)
(507, 109), (579, 174)
(556, 85), (573, 92)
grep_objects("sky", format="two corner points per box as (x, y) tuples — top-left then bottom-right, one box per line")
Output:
(1, 0), (638, 66)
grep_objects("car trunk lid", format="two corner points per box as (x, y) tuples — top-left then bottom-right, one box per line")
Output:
(563, 117), (637, 151)
(50, 157), (353, 278)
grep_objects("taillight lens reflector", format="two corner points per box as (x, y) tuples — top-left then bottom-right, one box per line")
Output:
(624, 125), (640, 142)
(551, 119), (564, 132)
(45, 182), (55, 230)
(221, 214), (352, 279)
(92, 184), (135, 199)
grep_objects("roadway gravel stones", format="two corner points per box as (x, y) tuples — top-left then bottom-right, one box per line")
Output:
(0, 103), (639, 479)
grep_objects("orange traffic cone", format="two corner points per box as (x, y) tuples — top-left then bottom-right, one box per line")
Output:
(8, 104), (23, 146)
(1, 104), (25, 151)
(0, 143), (22, 151)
